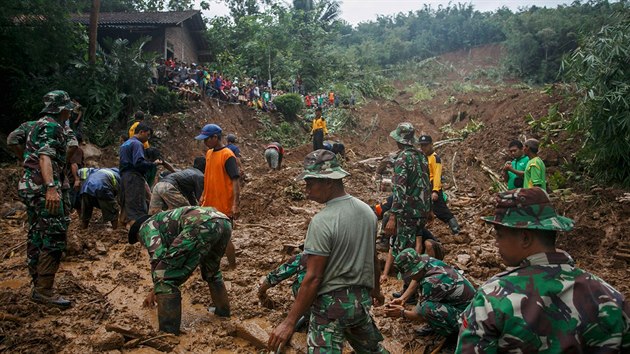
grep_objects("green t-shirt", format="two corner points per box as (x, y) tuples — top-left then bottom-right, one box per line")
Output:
(507, 155), (529, 189)
(304, 194), (377, 295)
(523, 156), (546, 191)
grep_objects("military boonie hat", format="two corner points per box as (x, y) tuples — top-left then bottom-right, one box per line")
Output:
(390, 122), (416, 146)
(418, 135), (432, 144)
(295, 149), (350, 180)
(40, 90), (76, 114)
(482, 187), (574, 231)
(395, 248), (430, 280)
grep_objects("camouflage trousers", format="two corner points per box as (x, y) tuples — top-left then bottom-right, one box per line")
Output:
(19, 190), (70, 279)
(392, 217), (425, 258)
(416, 300), (468, 336)
(141, 218), (231, 295)
(308, 286), (388, 354)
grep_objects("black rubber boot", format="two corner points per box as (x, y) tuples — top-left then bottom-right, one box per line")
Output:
(448, 218), (460, 234)
(156, 293), (182, 335)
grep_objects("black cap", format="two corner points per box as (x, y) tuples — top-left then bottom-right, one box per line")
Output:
(418, 135), (433, 144)
(128, 215), (151, 244)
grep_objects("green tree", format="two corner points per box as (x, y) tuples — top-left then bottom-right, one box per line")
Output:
(562, 15), (630, 186)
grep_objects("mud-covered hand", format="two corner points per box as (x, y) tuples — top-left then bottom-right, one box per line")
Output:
(268, 319), (295, 352)
(384, 304), (404, 318)
(231, 204), (240, 219)
(257, 276), (270, 302)
(388, 298), (405, 306)
(142, 290), (157, 308)
(73, 179), (81, 191)
(384, 215), (396, 235)
(370, 289), (385, 306)
(45, 187), (61, 215)
(432, 191), (439, 202)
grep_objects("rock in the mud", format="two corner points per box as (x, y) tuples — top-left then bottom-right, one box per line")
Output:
(235, 321), (269, 349)
(82, 143), (102, 160)
(94, 332), (125, 351)
(95, 241), (107, 255)
(457, 254), (471, 265)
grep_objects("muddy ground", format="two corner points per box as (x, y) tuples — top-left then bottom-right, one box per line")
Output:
(1, 45), (629, 353)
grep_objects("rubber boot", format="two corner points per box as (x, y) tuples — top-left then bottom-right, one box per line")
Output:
(448, 218), (460, 234)
(31, 275), (72, 308)
(156, 293), (182, 335)
(31, 252), (71, 309)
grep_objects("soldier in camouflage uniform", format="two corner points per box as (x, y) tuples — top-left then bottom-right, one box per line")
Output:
(384, 122), (431, 299)
(8, 118), (78, 161)
(128, 206), (233, 335)
(456, 187), (630, 353)
(384, 248), (475, 337)
(16, 90), (77, 308)
(268, 150), (388, 353)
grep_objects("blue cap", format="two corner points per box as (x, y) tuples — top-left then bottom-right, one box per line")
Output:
(195, 124), (222, 140)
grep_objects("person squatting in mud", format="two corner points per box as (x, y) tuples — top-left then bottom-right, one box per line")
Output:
(14, 90), (79, 309)
(268, 149), (388, 353)
(128, 206), (233, 335)
(257, 249), (310, 331)
(384, 248), (475, 338)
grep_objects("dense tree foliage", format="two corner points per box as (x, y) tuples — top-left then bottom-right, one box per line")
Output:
(562, 14), (630, 186)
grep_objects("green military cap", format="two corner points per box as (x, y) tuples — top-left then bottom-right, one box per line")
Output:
(482, 187), (574, 231)
(389, 122), (417, 146)
(395, 248), (430, 280)
(295, 149), (350, 180)
(40, 90), (76, 114)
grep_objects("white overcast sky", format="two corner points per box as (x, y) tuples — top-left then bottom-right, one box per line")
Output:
(201, 1), (571, 25)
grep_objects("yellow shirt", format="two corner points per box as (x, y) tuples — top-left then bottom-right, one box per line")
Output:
(311, 118), (328, 134)
(128, 121), (150, 149)
(427, 152), (442, 192)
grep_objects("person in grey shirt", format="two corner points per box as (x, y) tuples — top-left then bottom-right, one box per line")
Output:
(148, 157), (205, 214)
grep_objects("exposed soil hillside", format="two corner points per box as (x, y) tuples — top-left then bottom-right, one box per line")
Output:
(1, 44), (629, 353)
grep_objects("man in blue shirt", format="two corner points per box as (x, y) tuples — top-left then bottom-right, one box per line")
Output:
(119, 123), (159, 229)
(78, 167), (121, 229)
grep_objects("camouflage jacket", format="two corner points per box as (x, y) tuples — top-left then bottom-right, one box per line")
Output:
(18, 116), (72, 193)
(456, 251), (630, 353)
(139, 206), (232, 281)
(416, 258), (475, 309)
(266, 252), (308, 296)
(8, 120), (77, 152)
(390, 146), (431, 219)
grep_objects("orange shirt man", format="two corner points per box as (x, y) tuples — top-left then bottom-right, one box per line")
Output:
(195, 124), (240, 267)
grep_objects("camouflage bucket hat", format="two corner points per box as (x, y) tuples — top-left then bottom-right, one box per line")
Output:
(395, 248), (430, 280)
(482, 187), (574, 231)
(389, 122), (416, 145)
(40, 90), (76, 114)
(295, 149), (350, 180)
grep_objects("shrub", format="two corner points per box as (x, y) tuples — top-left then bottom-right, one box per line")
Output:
(274, 93), (304, 121)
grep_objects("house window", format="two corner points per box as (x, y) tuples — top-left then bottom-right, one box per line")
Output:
(166, 41), (174, 59)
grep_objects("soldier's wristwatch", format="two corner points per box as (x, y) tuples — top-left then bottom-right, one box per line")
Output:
(46, 182), (56, 188)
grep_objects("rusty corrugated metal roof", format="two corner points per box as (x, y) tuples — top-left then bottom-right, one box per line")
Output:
(71, 10), (204, 30)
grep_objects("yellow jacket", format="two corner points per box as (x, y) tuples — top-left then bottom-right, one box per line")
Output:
(311, 117), (328, 134)
(128, 121), (150, 149)
(427, 152), (442, 191)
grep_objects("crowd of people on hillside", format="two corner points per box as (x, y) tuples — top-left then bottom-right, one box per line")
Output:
(151, 57), (356, 113)
(7, 89), (630, 353)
